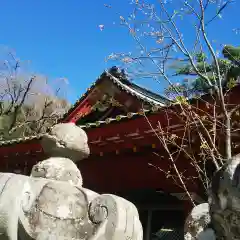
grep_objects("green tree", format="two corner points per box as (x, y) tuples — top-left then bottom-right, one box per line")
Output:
(165, 45), (240, 99)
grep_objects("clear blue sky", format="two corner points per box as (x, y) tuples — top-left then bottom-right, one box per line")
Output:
(0, 0), (239, 103)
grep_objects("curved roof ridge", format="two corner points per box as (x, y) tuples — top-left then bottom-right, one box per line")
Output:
(106, 67), (171, 105)
(105, 70), (168, 106)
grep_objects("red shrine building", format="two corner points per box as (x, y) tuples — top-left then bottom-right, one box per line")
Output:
(1, 67), (240, 239)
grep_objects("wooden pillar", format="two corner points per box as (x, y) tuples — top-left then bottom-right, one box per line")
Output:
(145, 210), (152, 240)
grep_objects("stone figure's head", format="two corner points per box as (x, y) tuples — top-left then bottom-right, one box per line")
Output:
(41, 123), (90, 162)
(31, 157), (83, 186)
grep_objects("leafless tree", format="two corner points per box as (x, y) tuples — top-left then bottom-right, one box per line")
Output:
(0, 50), (70, 140)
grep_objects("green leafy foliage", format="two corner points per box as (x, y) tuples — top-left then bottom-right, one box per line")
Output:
(165, 45), (240, 99)
(222, 45), (240, 63)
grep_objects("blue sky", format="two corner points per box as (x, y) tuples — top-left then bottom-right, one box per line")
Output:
(0, 0), (239, 103)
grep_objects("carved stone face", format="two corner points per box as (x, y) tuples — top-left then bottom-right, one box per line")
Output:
(41, 123), (90, 162)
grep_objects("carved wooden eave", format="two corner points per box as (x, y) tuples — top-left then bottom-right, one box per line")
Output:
(60, 66), (172, 123)
(0, 106), (195, 164)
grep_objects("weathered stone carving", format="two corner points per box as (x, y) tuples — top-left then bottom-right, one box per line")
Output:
(184, 154), (240, 240)
(0, 123), (143, 240)
(184, 203), (214, 240)
(41, 123), (90, 162)
(31, 157), (83, 186)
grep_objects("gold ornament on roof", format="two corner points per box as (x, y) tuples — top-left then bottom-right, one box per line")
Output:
(151, 106), (159, 112)
(95, 121), (101, 127)
(105, 118), (111, 124)
(138, 110), (144, 116)
(127, 112), (133, 118)
(116, 115), (122, 121)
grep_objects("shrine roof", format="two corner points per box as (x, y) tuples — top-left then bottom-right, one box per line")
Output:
(2, 72), (240, 149)
(61, 66), (171, 121)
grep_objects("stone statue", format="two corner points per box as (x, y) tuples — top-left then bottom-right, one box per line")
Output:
(184, 203), (216, 240)
(0, 123), (143, 240)
(184, 154), (240, 240)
